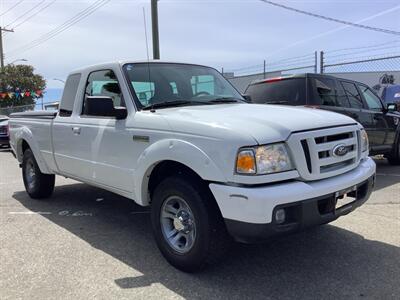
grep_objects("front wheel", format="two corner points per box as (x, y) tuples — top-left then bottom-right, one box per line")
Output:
(387, 139), (400, 165)
(151, 176), (231, 272)
(22, 149), (55, 199)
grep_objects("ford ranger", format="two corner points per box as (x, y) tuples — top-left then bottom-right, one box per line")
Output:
(9, 61), (376, 272)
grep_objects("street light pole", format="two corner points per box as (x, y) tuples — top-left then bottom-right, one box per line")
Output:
(0, 27), (14, 69)
(9, 59), (27, 65)
(151, 0), (160, 59)
(53, 78), (65, 84)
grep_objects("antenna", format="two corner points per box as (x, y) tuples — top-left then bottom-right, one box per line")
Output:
(142, 7), (154, 111)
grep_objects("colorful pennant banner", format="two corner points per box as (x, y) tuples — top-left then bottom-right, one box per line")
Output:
(0, 90), (43, 100)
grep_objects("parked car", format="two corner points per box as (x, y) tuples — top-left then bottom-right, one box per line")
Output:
(10, 61), (376, 272)
(381, 84), (400, 111)
(0, 115), (10, 148)
(245, 73), (400, 164)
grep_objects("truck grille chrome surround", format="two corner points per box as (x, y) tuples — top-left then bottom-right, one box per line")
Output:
(287, 125), (360, 181)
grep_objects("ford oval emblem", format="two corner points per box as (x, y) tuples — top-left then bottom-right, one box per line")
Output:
(332, 144), (348, 157)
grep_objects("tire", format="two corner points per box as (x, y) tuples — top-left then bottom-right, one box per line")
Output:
(22, 149), (55, 199)
(387, 140), (400, 165)
(151, 176), (231, 272)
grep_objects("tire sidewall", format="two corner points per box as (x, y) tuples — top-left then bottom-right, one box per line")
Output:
(22, 149), (40, 195)
(151, 177), (212, 271)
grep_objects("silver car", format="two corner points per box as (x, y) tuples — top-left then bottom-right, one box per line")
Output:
(0, 115), (10, 148)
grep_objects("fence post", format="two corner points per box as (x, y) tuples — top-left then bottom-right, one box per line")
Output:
(263, 60), (266, 78)
(314, 51), (318, 73)
(320, 51), (324, 74)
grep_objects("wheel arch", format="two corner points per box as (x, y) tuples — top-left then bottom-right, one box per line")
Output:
(133, 139), (227, 206)
(15, 128), (51, 174)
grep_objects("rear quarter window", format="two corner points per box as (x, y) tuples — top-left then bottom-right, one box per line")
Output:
(311, 77), (339, 107)
(246, 78), (306, 105)
(59, 73), (81, 117)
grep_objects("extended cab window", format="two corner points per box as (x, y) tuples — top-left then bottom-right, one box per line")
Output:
(358, 84), (382, 110)
(340, 81), (364, 109)
(245, 78), (306, 105)
(59, 73), (81, 117)
(83, 70), (124, 114)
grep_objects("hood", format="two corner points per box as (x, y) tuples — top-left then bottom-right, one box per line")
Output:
(157, 103), (357, 145)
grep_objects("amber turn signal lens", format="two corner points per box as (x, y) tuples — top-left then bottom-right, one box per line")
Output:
(236, 150), (256, 174)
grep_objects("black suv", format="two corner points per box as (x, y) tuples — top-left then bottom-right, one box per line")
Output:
(245, 73), (400, 164)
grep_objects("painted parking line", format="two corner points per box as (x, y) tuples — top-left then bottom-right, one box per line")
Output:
(8, 211), (52, 215)
(0, 181), (21, 185)
(376, 173), (400, 177)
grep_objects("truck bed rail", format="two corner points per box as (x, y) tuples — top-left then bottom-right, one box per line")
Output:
(10, 111), (57, 119)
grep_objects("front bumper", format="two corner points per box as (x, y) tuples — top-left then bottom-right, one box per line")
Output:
(209, 157), (376, 243)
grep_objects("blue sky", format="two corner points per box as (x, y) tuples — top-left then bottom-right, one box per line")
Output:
(1, 0), (400, 88)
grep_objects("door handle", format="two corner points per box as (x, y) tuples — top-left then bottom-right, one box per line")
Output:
(72, 127), (81, 135)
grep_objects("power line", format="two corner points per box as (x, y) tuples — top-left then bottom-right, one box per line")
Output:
(327, 40), (400, 54)
(326, 44), (400, 60)
(5, 0), (46, 28)
(258, 0), (400, 36)
(6, 0), (57, 31)
(5, 0), (110, 59)
(8, 0), (110, 56)
(0, 0), (25, 18)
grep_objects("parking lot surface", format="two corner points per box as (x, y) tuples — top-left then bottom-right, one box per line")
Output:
(0, 149), (399, 299)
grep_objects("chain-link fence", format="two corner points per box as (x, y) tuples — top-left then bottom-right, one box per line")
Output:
(320, 40), (400, 73)
(0, 104), (35, 116)
(225, 41), (400, 92)
(322, 53), (400, 73)
(225, 52), (318, 92)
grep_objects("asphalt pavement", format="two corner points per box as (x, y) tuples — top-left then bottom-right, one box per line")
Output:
(0, 149), (399, 299)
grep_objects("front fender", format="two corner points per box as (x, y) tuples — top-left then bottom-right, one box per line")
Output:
(14, 126), (51, 174)
(134, 139), (227, 206)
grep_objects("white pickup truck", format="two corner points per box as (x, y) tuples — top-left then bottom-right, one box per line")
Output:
(10, 61), (376, 272)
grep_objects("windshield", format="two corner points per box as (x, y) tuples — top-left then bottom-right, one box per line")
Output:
(123, 63), (244, 109)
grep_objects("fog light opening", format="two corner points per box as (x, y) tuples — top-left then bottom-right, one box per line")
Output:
(275, 208), (286, 224)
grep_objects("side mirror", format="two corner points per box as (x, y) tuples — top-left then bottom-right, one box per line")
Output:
(387, 103), (398, 112)
(242, 94), (252, 103)
(114, 106), (128, 120)
(84, 96), (127, 119)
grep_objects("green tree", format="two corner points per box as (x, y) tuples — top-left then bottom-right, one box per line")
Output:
(0, 64), (46, 110)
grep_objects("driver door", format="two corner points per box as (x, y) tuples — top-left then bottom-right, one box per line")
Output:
(357, 83), (390, 146)
(78, 69), (134, 193)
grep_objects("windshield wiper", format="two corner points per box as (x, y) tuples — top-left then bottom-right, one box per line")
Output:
(209, 97), (243, 103)
(264, 100), (289, 104)
(142, 100), (196, 110)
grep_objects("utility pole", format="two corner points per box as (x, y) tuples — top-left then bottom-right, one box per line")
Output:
(320, 51), (324, 74)
(263, 60), (266, 78)
(0, 27), (14, 69)
(314, 51), (318, 73)
(151, 0), (160, 59)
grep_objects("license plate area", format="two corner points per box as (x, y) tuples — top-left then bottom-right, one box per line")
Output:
(335, 185), (357, 211)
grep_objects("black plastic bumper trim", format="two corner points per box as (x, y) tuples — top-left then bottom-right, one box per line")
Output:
(224, 174), (375, 243)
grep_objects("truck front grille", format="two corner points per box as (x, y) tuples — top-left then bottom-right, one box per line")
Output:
(287, 125), (360, 181)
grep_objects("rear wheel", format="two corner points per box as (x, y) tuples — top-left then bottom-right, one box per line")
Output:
(22, 149), (55, 199)
(151, 176), (231, 272)
(387, 139), (400, 165)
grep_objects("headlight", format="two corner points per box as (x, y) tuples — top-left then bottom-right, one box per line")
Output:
(236, 143), (293, 175)
(360, 129), (369, 152)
